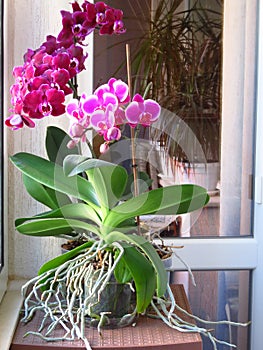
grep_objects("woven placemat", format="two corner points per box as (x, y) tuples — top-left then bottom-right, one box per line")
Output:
(11, 285), (202, 350)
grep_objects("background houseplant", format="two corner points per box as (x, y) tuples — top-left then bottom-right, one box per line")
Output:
(129, 0), (222, 190)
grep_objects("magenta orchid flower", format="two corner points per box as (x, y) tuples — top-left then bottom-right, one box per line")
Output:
(5, 1), (126, 131)
(58, 1), (125, 47)
(6, 1), (161, 156)
(125, 94), (161, 127)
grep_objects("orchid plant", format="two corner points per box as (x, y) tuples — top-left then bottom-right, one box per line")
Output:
(6, 1), (248, 350)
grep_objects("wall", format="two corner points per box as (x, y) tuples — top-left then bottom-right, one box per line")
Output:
(5, 0), (93, 279)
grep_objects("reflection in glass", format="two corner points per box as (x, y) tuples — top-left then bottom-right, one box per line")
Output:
(171, 270), (250, 350)
(93, 0), (254, 237)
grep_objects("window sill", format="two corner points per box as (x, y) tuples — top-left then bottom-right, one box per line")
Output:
(0, 280), (27, 350)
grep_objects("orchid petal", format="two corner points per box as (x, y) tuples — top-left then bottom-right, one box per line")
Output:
(106, 127), (121, 141)
(66, 99), (80, 117)
(90, 109), (106, 128)
(133, 93), (144, 103)
(103, 92), (118, 107)
(46, 89), (65, 104)
(125, 101), (142, 124)
(144, 99), (161, 121)
(112, 79), (129, 102)
(94, 83), (110, 96)
(82, 95), (99, 114)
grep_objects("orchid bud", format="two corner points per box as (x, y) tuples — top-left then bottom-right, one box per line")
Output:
(106, 126), (121, 141)
(67, 139), (77, 149)
(100, 143), (109, 154)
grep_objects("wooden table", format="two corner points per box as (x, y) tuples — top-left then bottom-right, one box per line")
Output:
(10, 285), (202, 350)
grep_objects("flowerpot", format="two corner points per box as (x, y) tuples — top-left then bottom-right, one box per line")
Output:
(85, 274), (136, 329)
(158, 152), (220, 192)
(188, 162), (220, 192)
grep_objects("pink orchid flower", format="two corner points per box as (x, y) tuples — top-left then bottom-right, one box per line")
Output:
(125, 93), (161, 127)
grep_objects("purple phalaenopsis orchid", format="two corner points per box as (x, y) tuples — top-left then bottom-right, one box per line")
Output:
(58, 1), (125, 47)
(5, 1), (125, 130)
(125, 94), (161, 127)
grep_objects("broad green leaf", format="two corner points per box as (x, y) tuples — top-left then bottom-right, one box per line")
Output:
(121, 171), (153, 200)
(116, 217), (136, 232)
(106, 231), (167, 298)
(39, 241), (94, 275)
(86, 165), (128, 213)
(16, 218), (101, 237)
(23, 174), (72, 210)
(113, 250), (133, 284)
(38, 241), (94, 290)
(117, 242), (156, 313)
(63, 155), (115, 177)
(15, 203), (102, 227)
(64, 155), (128, 212)
(103, 184), (209, 230)
(46, 126), (79, 165)
(10, 153), (99, 209)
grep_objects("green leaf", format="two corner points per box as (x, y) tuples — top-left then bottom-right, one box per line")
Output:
(23, 174), (72, 210)
(114, 250), (133, 284)
(10, 153), (99, 209)
(103, 184), (209, 230)
(106, 231), (167, 298)
(45, 126), (79, 165)
(64, 155), (128, 211)
(16, 218), (101, 237)
(86, 165), (128, 213)
(121, 171), (153, 200)
(117, 242), (156, 313)
(38, 241), (94, 290)
(63, 155), (115, 177)
(15, 203), (102, 227)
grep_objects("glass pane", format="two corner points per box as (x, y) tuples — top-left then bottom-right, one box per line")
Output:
(93, 1), (256, 237)
(171, 270), (250, 350)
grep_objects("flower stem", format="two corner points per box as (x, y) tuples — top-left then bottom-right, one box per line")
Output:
(126, 43), (141, 234)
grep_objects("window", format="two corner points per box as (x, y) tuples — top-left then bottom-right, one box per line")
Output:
(94, 1), (262, 349)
